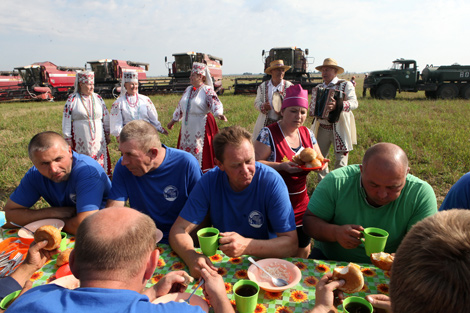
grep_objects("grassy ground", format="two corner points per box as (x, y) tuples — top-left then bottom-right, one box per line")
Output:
(0, 76), (468, 208)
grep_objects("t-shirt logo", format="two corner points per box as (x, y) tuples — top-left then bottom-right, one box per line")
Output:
(248, 210), (264, 228)
(69, 193), (77, 204)
(163, 185), (178, 202)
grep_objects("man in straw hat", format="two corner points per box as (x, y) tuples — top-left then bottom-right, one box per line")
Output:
(252, 60), (293, 142)
(309, 58), (358, 180)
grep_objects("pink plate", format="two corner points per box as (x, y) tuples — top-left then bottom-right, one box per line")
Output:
(247, 258), (302, 292)
(51, 274), (80, 289)
(18, 219), (65, 239)
(152, 292), (209, 312)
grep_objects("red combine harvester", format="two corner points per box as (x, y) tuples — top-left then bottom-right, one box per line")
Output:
(139, 52), (224, 95)
(86, 59), (149, 98)
(0, 62), (81, 102)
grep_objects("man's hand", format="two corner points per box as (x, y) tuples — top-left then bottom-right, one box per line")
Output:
(23, 240), (58, 271)
(365, 294), (392, 313)
(200, 268), (234, 313)
(327, 97), (336, 111)
(150, 271), (190, 299)
(219, 232), (250, 257)
(334, 224), (364, 249)
(312, 273), (345, 313)
(188, 254), (218, 279)
(261, 102), (271, 114)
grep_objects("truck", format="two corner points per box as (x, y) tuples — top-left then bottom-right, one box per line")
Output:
(86, 59), (149, 98)
(233, 47), (321, 95)
(139, 52), (224, 95)
(363, 59), (470, 100)
(0, 62), (81, 102)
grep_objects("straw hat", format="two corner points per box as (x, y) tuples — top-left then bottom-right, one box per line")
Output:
(265, 60), (291, 75)
(315, 58), (344, 74)
(281, 84), (308, 110)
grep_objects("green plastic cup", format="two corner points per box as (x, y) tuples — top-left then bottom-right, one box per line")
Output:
(343, 296), (373, 313)
(233, 280), (259, 313)
(59, 232), (68, 251)
(0, 290), (21, 310)
(362, 227), (389, 256)
(197, 227), (220, 256)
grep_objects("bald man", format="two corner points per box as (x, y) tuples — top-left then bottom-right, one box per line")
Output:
(7, 207), (233, 313)
(3, 131), (111, 234)
(303, 143), (437, 263)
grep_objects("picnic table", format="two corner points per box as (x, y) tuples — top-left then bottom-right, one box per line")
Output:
(1, 228), (390, 312)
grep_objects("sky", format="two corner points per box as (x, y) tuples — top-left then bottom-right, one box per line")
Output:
(1, 0), (469, 76)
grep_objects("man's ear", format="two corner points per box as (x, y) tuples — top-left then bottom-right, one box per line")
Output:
(144, 250), (159, 280)
(148, 147), (159, 160)
(215, 158), (224, 171)
(69, 250), (79, 279)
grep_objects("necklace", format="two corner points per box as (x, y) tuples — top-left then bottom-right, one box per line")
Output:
(79, 94), (96, 140)
(126, 93), (141, 120)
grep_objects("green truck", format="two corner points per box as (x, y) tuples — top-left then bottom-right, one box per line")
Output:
(363, 59), (470, 100)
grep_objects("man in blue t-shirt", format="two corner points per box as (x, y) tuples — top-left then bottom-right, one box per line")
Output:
(439, 172), (470, 211)
(170, 126), (297, 278)
(106, 120), (202, 244)
(3, 131), (111, 234)
(7, 207), (233, 313)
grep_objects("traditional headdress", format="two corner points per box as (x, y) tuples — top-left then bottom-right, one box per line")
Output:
(191, 62), (213, 89)
(281, 84), (308, 110)
(120, 70), (139, 96)
(74, 71), (94, 93)
(315, 58), (345, 74)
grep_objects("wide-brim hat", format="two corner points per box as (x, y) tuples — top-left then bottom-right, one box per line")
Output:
(315, 58), (344, 74)
(265, 60), (291, 75)
(281, 84), (308, 110)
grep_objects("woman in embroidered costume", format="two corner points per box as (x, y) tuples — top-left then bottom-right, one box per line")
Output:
(62, 71), (112, 176)
(254, 85), (326, 258)
(110, 70), (168, 140)
(252, 59), (293, 142)
(167, 62), (227, 173)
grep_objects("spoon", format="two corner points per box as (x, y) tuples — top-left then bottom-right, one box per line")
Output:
(10, 222), (35, 236)
(185, 278), (205, 304)
(248, 257), (288, 287)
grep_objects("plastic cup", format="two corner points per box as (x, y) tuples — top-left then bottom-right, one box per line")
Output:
(59, 232), (68, 251)
(343, 296), (373, 313)
(233, 280), (259, 313)
(197, 227), (220, 256)
(362, 227), (389, 256)
(0, 290), (21, 310)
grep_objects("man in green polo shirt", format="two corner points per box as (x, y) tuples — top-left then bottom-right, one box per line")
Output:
(303, 142), (437, 263)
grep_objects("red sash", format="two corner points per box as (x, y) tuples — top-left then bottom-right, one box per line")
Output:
(267, 123), (313, 225)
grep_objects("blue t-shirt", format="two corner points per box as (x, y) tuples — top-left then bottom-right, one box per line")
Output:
(440, 172), (470, 211)
(7, 284), (203, 313)
(10, 152), (111, 213)
(0, 276), (21, 301)
(109, 146), (202, 243)
(179, 162), (296, 239)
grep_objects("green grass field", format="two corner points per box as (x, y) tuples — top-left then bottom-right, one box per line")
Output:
(1, 76), (468, 208)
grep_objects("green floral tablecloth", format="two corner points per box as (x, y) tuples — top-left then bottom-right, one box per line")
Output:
(1, 229), (390, 313)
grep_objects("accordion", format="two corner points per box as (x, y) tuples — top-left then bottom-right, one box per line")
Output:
(312, 87), (344, 123)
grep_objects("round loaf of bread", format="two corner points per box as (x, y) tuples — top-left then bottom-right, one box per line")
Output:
(56, 248), (73, 267)
(34, 225), (62, 250)
(332, 263), (364, 293)
(300, 148), (317, 162)
(371, 252), (394, 271)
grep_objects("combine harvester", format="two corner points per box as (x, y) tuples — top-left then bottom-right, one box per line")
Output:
(0, 62), (81, 102)
(233, 47), (322, 94)
(139, 51), (224, 95)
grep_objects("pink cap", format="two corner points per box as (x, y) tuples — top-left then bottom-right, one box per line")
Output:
(281, 84), (308, 110)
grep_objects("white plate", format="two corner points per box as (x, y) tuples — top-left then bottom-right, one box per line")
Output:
(51, 274), (80, 289)
(18, 219), (65, 239)
(152, 292), (209, 312)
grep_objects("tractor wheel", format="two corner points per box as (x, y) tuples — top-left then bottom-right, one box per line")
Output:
(437, 84), (458, 99)
(459, 85), (470, 99)
(425, 91), (437, 99)
(376, 84), (397, 100)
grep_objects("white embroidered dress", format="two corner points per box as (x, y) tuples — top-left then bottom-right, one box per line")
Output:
(171, 85), (223, 168)
(62, 92), (111, 173)
(110, 93), (165, 137)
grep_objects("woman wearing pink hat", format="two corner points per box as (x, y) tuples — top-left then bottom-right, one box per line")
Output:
(62, 71), (112, 176)
(254, 84), (326, 258)
(167, 62), (227, 173)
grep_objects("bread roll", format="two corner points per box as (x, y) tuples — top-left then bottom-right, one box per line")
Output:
(299, 148), (317, 162)
(56, 248), (73, 267)
(34, 225), (62, 250)
(332, 263), (364, 293)
(371, 252), (394, 271)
